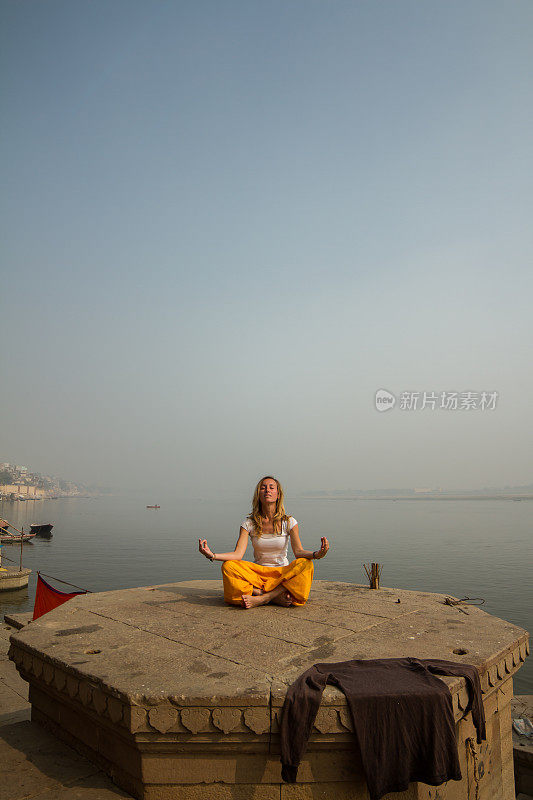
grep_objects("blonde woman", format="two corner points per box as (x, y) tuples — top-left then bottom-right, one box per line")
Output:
(198, 476), (329, 609)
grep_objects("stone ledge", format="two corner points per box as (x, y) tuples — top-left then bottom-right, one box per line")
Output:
(8, 582), (528, 739)
(8, 580), (529, 800)
(4, 611), (33, 629)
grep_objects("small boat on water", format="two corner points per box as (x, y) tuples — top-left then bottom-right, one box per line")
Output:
(1, 531), (37, 543)
(30, 523), (54, 537)
(0, 518), (38, 543)
(146, 505), (160, 509)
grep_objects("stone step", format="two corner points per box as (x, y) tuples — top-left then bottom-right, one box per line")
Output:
(4, 611), (33, 629)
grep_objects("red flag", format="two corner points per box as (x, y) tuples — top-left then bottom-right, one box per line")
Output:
(33, 573), (86, 620)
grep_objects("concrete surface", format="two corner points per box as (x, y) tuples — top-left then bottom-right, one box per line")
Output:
(7, 579), (531, 799)
(0, 623), (133, 799)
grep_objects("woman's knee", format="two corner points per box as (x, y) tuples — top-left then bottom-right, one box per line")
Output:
(295, 557), (314, 572)
(221, 559), (241, 576)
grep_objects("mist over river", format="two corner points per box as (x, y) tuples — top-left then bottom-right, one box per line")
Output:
(1, 494), (531, 693)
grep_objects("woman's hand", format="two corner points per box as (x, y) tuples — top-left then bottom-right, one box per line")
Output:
(314, 536), (330, 559)
(199, 538), (215, 561)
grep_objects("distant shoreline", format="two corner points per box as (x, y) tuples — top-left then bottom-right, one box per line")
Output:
(303, 494), (533, 501)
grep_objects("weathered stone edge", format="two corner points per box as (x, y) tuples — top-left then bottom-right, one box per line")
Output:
(480, 633), (529, 692)
(9, 631), (528, 737)
(4, 611), (32, 629)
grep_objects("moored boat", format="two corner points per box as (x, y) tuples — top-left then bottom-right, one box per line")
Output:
(30, 523), (54, 537)
(1, 531), (37, 543)
(0, 518), (37, 543)
(146, 505), (160, 509)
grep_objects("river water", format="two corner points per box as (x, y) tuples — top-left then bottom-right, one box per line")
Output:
(1, 495), (531, 693)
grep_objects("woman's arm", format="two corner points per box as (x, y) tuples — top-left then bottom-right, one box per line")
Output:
(290, 525), (330, 560)
(198, 528), (249, 563)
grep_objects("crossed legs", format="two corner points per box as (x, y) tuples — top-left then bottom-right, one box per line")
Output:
(245, 585), (294, 608)
(221, 558), (314, 609)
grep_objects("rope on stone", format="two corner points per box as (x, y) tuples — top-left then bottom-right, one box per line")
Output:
(444, 597), (485, 615)
(445, 597), (485, 606)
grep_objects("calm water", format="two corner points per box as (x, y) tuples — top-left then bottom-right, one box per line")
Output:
(1, 495), (531, 693)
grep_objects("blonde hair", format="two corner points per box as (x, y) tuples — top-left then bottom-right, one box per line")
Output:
(248, 475), (290, 536)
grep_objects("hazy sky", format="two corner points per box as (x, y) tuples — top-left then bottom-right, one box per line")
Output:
(2, 1), (532, 497)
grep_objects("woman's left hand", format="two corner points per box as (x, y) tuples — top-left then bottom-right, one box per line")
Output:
(314, 536), (330, 559)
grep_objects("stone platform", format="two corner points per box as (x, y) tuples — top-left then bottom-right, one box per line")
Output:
(0, 622), (131, 800)
(8, 580), (530, 800)
(0, 566), (31, 592)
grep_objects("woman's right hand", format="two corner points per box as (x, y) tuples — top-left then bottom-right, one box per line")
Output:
(199, 538), (214, 560)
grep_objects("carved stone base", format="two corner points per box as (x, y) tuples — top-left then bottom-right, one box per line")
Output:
(9, 580), (529, 799)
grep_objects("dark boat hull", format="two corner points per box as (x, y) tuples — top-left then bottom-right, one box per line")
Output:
(30, 523), (54, 537)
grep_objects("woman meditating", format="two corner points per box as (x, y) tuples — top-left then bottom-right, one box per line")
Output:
(198, 476), (329, 609)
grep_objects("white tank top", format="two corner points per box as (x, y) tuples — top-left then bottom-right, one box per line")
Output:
(240, 516), (298, 567)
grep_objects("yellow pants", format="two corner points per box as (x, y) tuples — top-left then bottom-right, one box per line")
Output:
(221, 558), (314, 606)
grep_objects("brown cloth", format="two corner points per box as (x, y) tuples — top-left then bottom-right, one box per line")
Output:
(280, 657), (485, 800)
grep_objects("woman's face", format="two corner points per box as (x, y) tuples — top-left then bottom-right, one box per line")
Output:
(259, 478), (278, 507)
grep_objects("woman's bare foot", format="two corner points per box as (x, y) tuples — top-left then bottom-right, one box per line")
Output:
(241, 593), (271, 608)
(272, 591), (294, 607)
(241, 585), (287, 609)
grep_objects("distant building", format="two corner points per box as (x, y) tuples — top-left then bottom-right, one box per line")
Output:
(0, 484), (46, 498)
